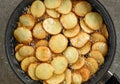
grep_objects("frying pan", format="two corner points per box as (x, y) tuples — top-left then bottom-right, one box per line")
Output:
(5, 0), (118, 84)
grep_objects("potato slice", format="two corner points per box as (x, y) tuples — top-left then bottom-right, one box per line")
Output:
(70, 56), (85, 70)
(36, 46), (51, 62)
(51, 56), (68, 74)
(65, 69), (72, 84)
(78, 41), (91, 55)
(35, 63), (54, 80)
(15, 52), (25, 62)
(74, 1), (92, 17)
(63, 24), (80, 38)
(91, 32), (106, 43)
(70, 32), (90, 48)
(86, 57), (98, 75)
(84, 12), (103, 30)
(46, 73), (65, 84)
(31, 0), (45, 18)
(72, 73), (82, 84)
(60, 12), (78, 29)
(43, 18), (62, 35)
(19, 14), (35, 30)
(44, 0), (62, 9)
(56, 0), (72, 14)
(80, 19), (93, 34)
(21, 56), (38, 72)
(89, 50), (104, 66)
(14, 27), (32, 44)
(18, 45), (34, 57)
(35, 40), (48, 47)
(33, 22), (48, 39)
(63, 47), (79, 64)
(28, 62), (39, 80)
(46, 9), (60, 18)
(92, 42), (108, 56)
(15, 44), (24, 52)
(101, 24), (109, 39)
(49, 34), (68, 53)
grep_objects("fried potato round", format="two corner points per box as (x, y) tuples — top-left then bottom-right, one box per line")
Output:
(56, 0), (72, 14)
(63, 47), (79, 64)
(65, 69), (72, 84)
(15, 44), (24, 52)
(31, 0), (45, 18)
(78, 41), (91, 55)
(19, 14), (35, 30)
(46, 73), (65, 84)
(74, 1), (92, 17)
(70, 56), (85, 70)
(51, 56), (68, 74)
(21, 56), (38, 72)
(15, 52), (25, 62)
(101, 24), (109, 39)
(92, 42), (108, 56)
(63, 24), (80, 38)
(84, 12), (103, 30)
(28, 62), (39, 80)
(35, 40), (48, 47)
(33, 23), (48, 39)
(91, 32), (106, 43)
(80, 19), (93, 34)
(60, 12), (78, 29)
(46, 9), (60, 18)
(44, 0), (62, 9)
(49, 34), (68, 53)
(14, 27), (32, 44)
(18, 45), (34, 57)
(70, 32), (90, 48)
(86, 57), (98, 75)
(89, 50), (104, 66)
(36, 46), (51, 62)
(43, 18), (62, 35)
(35, 63), (54, 80)
(72, 73), (82, 84)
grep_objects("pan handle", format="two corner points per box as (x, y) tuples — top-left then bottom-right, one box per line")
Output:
(98, 71), (120, 84)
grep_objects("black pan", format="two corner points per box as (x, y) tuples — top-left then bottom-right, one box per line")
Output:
(5, 0), (117, 84)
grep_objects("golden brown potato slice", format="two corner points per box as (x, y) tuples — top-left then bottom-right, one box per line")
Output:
(44, 0), (62, 9)
(33, 22), (48, 39)
(72, 73), (82, 84)
(86, 57), (98, 75)
(60, 12), (78, 29)
(63, 47), (79, 64)
(19, 14), (35, 30)
(35, 40), (48, 47)
(80, 19), (93, 34)
(70, 56), (85, 70)
(89, 50), (104, 66)
(18, 45), (34, 57)
(46, 73), (65, 84)
(78, 41), (91, 55)
(101, 24), (109, 39)
(63, 24), (80, 38)
(35, 63), (54, 80)
(74, 1), (92, 17)
(21, 56), (38, 72)
(15, 52), (25, 62)
(70, 32), (90, 48)
(92, 42), (108, 56)
(15, 44), (24, 52)
(31, 0), (45, 18)
(36, 46), (51, 62)
(28, 62), (39, 80)
(43, 18), (62, 35)
(91, 32), (106, 43)
(56, 0), (72, 14)
(84, 12), (103, 30)
(49, 34), (68, 53)
(14, 27), (32, 44)
(51, 56), (68, 74)
(65, 69), (72, 84)
(46, 9), (60, 18)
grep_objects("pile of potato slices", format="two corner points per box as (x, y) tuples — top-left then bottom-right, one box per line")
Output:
(14, 0), (109, 84)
